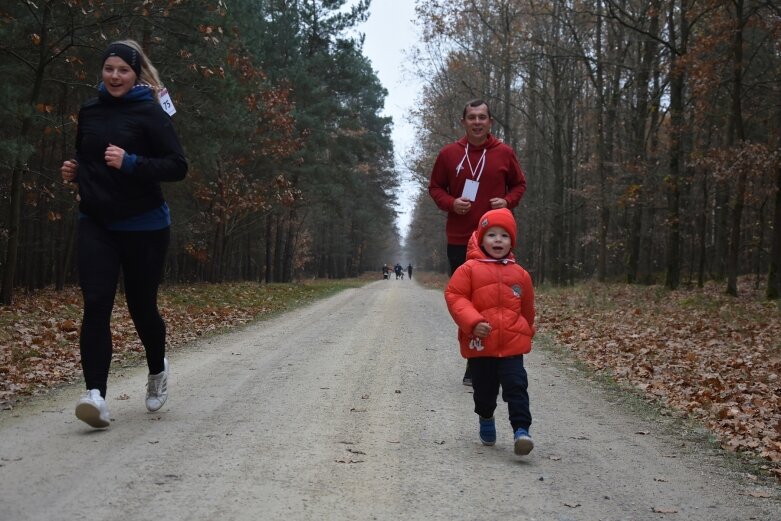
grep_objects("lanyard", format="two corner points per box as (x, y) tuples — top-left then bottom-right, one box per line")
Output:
(456, 143), (487, 181)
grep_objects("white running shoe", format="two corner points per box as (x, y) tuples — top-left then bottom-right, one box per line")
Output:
(145, 357), (169, 412)
(75, 389), (111, 428)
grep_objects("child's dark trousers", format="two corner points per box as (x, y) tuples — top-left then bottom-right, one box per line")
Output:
(469, 355), (531, 431)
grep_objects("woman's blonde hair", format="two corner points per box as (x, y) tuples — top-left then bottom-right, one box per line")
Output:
(111, 39), (164, 101)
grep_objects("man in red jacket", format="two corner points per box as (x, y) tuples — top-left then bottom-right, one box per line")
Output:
(428, 99), (527, 385)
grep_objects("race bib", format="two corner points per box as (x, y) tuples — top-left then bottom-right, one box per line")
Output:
(461, 179), (479, 202)
(158, 88), (176, 116)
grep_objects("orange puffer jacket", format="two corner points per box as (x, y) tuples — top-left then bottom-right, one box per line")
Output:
(445, 232), (535, 359)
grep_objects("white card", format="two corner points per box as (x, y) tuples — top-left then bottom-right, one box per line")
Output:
(158, 88), (176, 116)
(461, 179), (479, 201)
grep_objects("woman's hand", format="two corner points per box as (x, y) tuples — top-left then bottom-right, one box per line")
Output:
(104, 144), (126, 170)
(61, 159), (78, 182)
(472, 321), (492, 338)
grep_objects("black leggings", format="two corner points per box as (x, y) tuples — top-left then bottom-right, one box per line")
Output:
(78, 219), (170, 397)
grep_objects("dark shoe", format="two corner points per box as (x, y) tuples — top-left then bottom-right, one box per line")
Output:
(462, 364), (472, 386)
(479, 417), (496, 446)
(513, 427), (534, 455)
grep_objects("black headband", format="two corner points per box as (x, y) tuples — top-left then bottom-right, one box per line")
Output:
(102, 43), (142, 76)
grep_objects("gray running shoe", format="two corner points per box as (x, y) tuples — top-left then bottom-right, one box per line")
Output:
(145, 358), (169, 412)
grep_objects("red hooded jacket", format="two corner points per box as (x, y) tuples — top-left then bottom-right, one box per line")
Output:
(428, 135), (526, 245)
(445, 232), (535, 359)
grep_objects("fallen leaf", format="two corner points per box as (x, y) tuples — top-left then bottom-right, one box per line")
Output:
(652, 507), (679, 514)
(59, 320), (78, 332)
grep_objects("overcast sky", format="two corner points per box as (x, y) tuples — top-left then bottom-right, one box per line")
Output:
(357, 0), (422, 240)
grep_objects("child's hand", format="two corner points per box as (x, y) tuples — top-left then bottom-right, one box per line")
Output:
(472, 321), (492, 338)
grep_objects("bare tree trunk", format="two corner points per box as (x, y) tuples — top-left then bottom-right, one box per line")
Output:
(726, 0), (746, 296)
(665, 76), (682, 291)
(32, 205), (44, 290)
(626, 0), (660, 283)
(56, 215), (76, 291)
(664, 1), (688, 290)
(640, 59), (663, 285)
(550, 54), (565, 285)
(767, 164), (781, 299)
(754, 201), (765, 289)
(209, 218), (225, 283)
(697, 170), (708, 288)
(3, 149), (30, 301)
(274, 212), (284, 282)
(595, 4), (608, 282)
(264, 214), (273, 283)
(282, 208), (296, 282)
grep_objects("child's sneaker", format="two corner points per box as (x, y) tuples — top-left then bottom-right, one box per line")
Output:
(75, 389), (110, 428)
(479, 416), (496, 446)
(513, 427), (534, 455)
(145, 357), (169, 412)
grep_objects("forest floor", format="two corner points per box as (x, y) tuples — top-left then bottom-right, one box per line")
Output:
(1, 274), (779, 486)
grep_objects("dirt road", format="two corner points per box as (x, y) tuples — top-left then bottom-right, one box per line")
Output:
(0, 280), (778, 520)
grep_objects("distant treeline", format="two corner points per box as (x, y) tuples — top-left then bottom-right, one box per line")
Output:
(0, 0), (400, 304)
(405, 0), (781, 298)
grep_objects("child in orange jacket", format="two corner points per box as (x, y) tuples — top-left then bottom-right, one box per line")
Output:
(444, 208), (535, 455)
